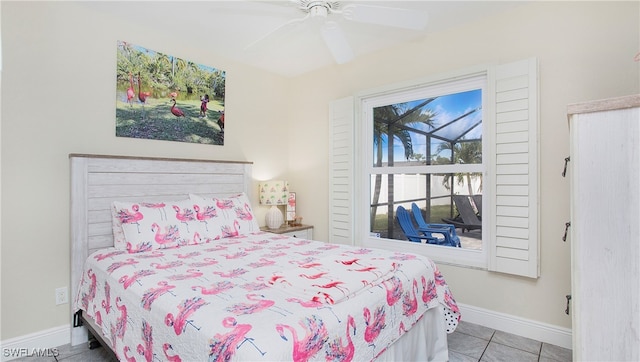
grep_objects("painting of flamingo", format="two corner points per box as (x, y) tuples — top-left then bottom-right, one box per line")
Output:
(325, 315), (356, 361)
(80, 269), (97, 310)
(116, 205), (144, 233)
(170, 99), (185, 118)
(226, 293), (290, 316)
(215, 197), (234, 217)
(115, 297), (128, 339)
(234, 203), (254, 221)
(421, 275), (438, 305)
(172, 205), (196, 232)
(192, 281), (233, 296)
(165, 297), (209, 335)
(126, 242), (152, 253)
(136, 320), (154, 362)
(163, 343), (181, 362)
(106, 258), (138, 274)
(140, 202), (167, 220)
(287, 297), (342, 323)
(116, 40), (226, 145)
(193, 204), (217, 231)
(137, 73), (151, 108)
(168, 268), (205, 281)
(209, 317), (265, 360)
(151, 223), (181, 247)
(118, 269), (155, 289)
(221, 220), (240, 238)
(101, 282), (112, 314)
(126, 73), (135, 106)
(122, 346), (136, 362)
(276, 315), (329, 361)
(381, 276), (403, 307)
(363, 306), (386, 347)
(402, 279), (419, 317)
(141, 281), (176, 311)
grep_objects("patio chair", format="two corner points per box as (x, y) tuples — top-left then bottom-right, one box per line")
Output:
(411, 203), (461, 247)
(442, 195), (482, 232)
(471, 194), (482, 219)
(396, 206), (455, 246)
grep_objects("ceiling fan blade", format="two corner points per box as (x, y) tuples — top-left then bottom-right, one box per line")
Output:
(341, 4), (428, 30)
(244, 13), (310, 50)
(321, 21), (354, 64)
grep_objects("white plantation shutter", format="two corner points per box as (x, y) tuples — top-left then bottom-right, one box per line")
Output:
(329, 58), (539, 277)
(487, 58), (539, 278)
(329, 96), (355, 245)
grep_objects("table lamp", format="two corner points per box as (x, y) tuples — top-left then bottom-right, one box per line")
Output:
(259, 180), (289, 229)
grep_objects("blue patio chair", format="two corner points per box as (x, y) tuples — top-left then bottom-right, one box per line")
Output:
(411, 203), (461, 247)
(396, 206), (454, 246)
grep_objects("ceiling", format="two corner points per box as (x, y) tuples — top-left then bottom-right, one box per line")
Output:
(84, 1), (523, 78)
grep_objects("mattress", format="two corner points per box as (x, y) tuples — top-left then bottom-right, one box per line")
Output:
(74, 231), (460, 361)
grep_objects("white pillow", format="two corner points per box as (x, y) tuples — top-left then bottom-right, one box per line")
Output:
(188, 196), (226, 241)
(111, 203), (128, 250)
(190, 193), (260, 238)
(112, 199), (207, 253)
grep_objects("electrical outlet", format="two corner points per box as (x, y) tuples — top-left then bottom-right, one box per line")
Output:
(55, 287), (68, 305)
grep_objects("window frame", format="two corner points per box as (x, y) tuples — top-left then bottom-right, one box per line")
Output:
(330, 58), (539, 277)
(354, 69), (490, 269)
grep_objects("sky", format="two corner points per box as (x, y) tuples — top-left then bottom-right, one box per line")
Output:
(377, 89), (483, 163)
(121, 40), (223, 74)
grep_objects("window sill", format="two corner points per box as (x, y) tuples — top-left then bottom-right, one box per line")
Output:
(362, 237), (487, 270)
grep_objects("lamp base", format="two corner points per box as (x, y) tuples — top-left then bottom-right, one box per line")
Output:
(265, 205), (283, 230)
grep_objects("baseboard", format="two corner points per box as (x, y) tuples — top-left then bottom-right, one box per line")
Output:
(458, 303), (572, 350)
(0, 324), (70, 362)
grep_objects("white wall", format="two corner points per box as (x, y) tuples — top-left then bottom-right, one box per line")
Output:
(0, 2), (291, 340)
(286, 0), (639, 333)
(1, 0), (638, 347)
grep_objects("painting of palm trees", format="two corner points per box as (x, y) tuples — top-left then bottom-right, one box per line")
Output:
(115, 40), (226, 145)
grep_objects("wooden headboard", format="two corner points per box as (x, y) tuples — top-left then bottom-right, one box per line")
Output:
(69, 154), (253, 345)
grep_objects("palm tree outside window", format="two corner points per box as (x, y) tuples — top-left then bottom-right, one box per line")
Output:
(370, 89), (483, 249)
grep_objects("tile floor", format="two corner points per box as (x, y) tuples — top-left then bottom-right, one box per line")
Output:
(8, 342), (115, 362)
(448, 321), (572, 362)
(10, 320), (571, 361)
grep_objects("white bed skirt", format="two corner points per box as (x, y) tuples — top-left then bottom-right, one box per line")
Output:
(376, 305), (449, 361)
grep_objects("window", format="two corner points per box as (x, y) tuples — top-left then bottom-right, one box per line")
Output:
(367, 79), (484, 247)
(330, 58), (539, 278)
(360, 75), (488, 268)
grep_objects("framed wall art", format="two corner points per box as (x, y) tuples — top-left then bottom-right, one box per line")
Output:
(286, 192), (296, 222)
(115, 40), (226, 145)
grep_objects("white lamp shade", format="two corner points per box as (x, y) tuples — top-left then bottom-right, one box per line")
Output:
(259, 180), (289, 206)
(265, 205), (284, 229)
(260, 180), (289, 229)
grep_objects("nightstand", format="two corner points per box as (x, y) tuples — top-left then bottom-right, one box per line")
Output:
(261, 224), (313, 239)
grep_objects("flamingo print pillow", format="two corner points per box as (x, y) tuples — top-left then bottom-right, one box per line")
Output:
(112, 199), (210, 253)
(110, 204), (128, 250)
(190, 193), (260, 238)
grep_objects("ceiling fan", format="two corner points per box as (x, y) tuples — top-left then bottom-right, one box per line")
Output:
(245, 1), (428, 64)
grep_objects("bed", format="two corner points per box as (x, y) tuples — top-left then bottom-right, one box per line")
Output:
(70, 154), (460, 361)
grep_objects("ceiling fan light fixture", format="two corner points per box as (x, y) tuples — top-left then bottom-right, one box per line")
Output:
(309, 4), (328, 18)
(247, 1), (425, 67)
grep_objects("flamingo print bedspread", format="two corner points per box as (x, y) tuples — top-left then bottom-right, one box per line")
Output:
(75, 232), (460, 362)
